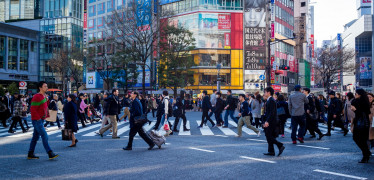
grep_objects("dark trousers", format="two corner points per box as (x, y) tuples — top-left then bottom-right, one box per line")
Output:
(327, 115), (347, 134)
(266, 133), (283, 153)
(153, 115), (172, 130)
(152, 109), (156, 118)
(291, 115), (306, 141)
(9, 116), (26, 132)
(254, 118), (261, 128)
(353, 128), (371, 158)
(44, 116), (61, 128)
(306, 114), (322, 136)
(127, 124), (154, 148)
(279, 117), (287, 135)
(200, 110), (215, 127)
(208, 107), (216, 118)
(78, 113), (86, 127)
(215, 112), (223, 125)
(174, 113), (187, 130)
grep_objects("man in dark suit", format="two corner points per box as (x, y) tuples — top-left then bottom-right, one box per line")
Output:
(173, 91), (190, 132)
(263, 87), (285, 156)
(199, 90), (215, 128)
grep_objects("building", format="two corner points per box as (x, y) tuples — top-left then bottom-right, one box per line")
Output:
(342, 0), (372, 92)
(0, 22), (39, 92)
(0, 0), (43, 22)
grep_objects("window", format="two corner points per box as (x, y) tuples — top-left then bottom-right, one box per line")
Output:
(8, 37), (18, 70)
(89, 5), (96, 17)
(88, 19), (95, 29)
(89, 0), (96, 3)
(97, 17), (104, 28)
(0, 36), (4, 68)
(117, 0), (123, 9)
(97, 31), (104, 40)
(107, 0), (115, 12)
(98, 3), (105, 15)
(301, 2), (306, 7)
(20, 39), (28, 71)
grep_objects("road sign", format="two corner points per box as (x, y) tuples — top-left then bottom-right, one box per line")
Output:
(259, 75), (265, 81)
(19, 81), (27, 87)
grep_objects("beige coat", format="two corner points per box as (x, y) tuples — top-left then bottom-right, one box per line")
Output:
(369, 104), (374, 140)
(343, 99), (355, 123)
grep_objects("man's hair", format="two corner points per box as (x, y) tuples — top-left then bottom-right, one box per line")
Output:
(163, 90), (168, 96)
(265, 87), (274, 96)
(133, 91), (139, 97)
(203, 90), (208, 95)
(239, 94), (246, 99)
(112, 89), (118, 94)
(227, 90), (232, 94)
(213, 89), (217, 93)
(37, 81), (46, 91)
(303, 88), (310, 94)
(216, 92), (221, 97)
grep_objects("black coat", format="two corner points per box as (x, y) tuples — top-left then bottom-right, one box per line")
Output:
(130, 98), (142, 128)
(226, 95), (236, 110)
(140, 99), (147, 114)
(175, 97), (185, 116)
(264, 97), (279, 137)
(328, 97), (342, 118)
(240, 100), (250, 117)
(63, 101), (79, 133)
(215, 98), (224, 113)
(105, 95), (121, 116)
(202, 96), (212, 111)
(277, 100), (290, 122)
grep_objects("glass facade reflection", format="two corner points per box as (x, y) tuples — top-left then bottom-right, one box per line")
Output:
(8, 37), (17, 70)
(0, 36), (4, 69)
(0, 0), (42, 22)
(20, 39), (28, 71)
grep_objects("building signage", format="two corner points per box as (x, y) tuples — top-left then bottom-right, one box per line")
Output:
(271, 23), (275, 41)
(311, 34), (314, 58)
(360, 57), (372, 79)
(86, 72), (96, 89)
(159, 0), (181, 5)
(272, 84), (281, 91)
(224, 33), (231, 49)
(243, 0), (266, 70)
(84, 0), (87, 29)
(271, 57), (275, 83)
(218, 14), (231, 29)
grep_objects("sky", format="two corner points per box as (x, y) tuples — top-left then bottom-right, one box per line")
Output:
(313, 0), (357, 47)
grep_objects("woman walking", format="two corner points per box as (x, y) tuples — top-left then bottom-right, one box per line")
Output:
(252, 94), (263, 129)
(8, 95), (27, 133)
(63, 94), (79, 147)
(351, 89), (371, 163)
(367, 93), (374, 148)
(78, 93), (87, 128)
(277, 94), (290, 138)
(344, 92), (355, 132)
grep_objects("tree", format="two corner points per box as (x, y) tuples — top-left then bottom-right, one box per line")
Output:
(113, 47), (139, 93)
(158, 25), (196, 96)
(0, 85), (4, 96)
(314, 46), (356, 92)
(48, 49), (69, 92)
(7, 82), (18, 95)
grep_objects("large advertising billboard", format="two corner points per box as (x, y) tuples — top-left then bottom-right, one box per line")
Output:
(244, 0), (266, 71)
(360, 57), (372, 79)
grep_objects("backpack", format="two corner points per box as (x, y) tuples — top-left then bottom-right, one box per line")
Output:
(164, 97), (173, 117)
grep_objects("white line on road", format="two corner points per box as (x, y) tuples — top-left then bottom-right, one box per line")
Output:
(178, 121), (191, 135)
(240, 156), (276, 164)
(313, 169), (367, 180)
(247, 138), (267, 142)
(297, 145), (330, 150)
(196, 121), (214, 135)
(188, 147), (215, 153)
(215, 135), (228, 137)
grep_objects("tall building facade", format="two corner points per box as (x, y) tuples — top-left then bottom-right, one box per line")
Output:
(0, 0), (43, 22)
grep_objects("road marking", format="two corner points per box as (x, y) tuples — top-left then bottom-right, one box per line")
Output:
(247, 138), (267, 142)
(240, 156), (276, 164)
(229, 121), (257, 135)
(178, 120), (191, 135)
(297, 145), (330, 150)
(217, 125), (237, 136)
(165, 143), (171, 145)
(196, 121), (214, 135)
(75, 123), (102, 134)
(116, 124), (130, 136)
(188, 147), (215, 153)
(313, 169), (367, 180)
(143, 121), (155, 132)
(215, 135), (228, 137)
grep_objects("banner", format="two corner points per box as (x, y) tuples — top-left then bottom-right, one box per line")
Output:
(360, 57), (372, 79)
(244, 0), (266, 70)
(311, 34), (314, 58)
(224, 33), (231, 49)
(218, 14), (231, 29)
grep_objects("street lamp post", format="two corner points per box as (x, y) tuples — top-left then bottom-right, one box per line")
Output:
(217, 63), (222, 92)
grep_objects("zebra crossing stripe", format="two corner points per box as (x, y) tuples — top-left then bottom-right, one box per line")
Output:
(178, 120), (191, 135)
(116, 124), (130, 136)
(228, 121), (257, 135)
(75, 123), (102, 134)
(196, 121), (214, 135)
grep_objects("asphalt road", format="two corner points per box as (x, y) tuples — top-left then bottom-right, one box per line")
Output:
(0, 111), (373, 180)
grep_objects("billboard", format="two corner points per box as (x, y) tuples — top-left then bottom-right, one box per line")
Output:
(244, 0), (266, 70)
(360, 57), (372, 79)
(218, 14), (231, 29)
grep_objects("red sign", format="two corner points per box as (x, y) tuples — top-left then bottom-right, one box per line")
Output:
(311, 34), (314, 58)
(288, 55), (295, 72)
(224, 33), (230, 47)
(84, 13), (87, 28)
(218, 14), (231, 29)
(271, 23), (275, 41)
(272, 85), (281, 91)
(363, 0), (371, 3)
(271, 57), (275, 83)
(19, 81), (26, 87)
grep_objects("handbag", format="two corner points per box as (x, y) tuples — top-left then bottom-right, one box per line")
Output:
(46, 110), (57, 122)
(134, 114), (147, 125)
(163, 120), (170, 131)
(355, 112), (369, 130)
(61, 129), (72, 141)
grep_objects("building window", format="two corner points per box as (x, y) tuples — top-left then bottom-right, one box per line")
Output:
(97, 31), (104, 41)
(0, 36), (5, 69)
(89, 0), (96, 3)
(97, 17), (104, 29)
(8, 37), (18, 70)
(107, 0), (115, 12)
(89, 5), (96, 17)
(89, 19), (95, 29)
(20, 39), (28, 71)
(301, 2), (306, 7)
(199, 73), (230, 86)
(98, 2), (106, 15)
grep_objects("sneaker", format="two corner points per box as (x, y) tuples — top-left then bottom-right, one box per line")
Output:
(297, 137), (304, 143)
(48, 151), (59, 159)
(257, 131), (261, 137)
(27, 151), (39, 159)
(281, 134), (285, 138)
(292, 141), (297, 144)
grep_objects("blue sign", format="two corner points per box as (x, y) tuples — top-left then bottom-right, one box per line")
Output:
(259, 75), (265, 81)
(337, 33), (341, 41)
(159, 0), (181, 5)
(271, 0), (275, 4)
(136, 0), (151, 27)
(255, 84), (259, 88)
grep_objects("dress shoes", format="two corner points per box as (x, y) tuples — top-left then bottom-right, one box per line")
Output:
(317, 134), (324, 140)
(278, 146), (285, 156)
(123, 147), (132, 151)
(148, 144), (155, 150)
(263, 152), (275, 156)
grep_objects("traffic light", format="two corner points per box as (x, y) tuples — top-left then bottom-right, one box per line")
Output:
(280, 65), (290, 70)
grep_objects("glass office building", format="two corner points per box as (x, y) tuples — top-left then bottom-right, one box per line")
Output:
(0, 0), (43, 22)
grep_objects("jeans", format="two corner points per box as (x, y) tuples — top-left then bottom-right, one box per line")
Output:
(291, 115), (306, 141)
(22, 117), (30, 128)
(224, 110), (237, 127)
(29, 119), (52, 153)
(319, 113), (328, 123)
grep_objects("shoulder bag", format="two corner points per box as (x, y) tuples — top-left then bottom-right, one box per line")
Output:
(134, 100), (147, 125)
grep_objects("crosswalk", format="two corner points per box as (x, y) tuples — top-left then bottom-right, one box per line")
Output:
(0, 119), (349, 138)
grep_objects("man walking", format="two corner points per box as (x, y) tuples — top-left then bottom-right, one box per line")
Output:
(263, 87), (285, 156)
(98, 89), (121, 139)
(288, 85), (308, 144)
(303, 88), (324, 140)
(325, 91), (348, 136)
(223, 90), (237, 128)
(199, 91), (215, 128)
(236, 94), (260, 137)
(173, 91), (190, 132)
(27, 81), (58, 160)
(208, 89), (217, 120)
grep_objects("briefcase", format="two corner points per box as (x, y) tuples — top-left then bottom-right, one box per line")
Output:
(61, 129), (72, 141)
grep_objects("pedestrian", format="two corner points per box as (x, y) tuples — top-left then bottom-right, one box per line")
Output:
(123, 91), (155, 150)
(351, 89), (371, 163)
(318, 94), (328, 123)
(151, 95), (157, 118)
(153, 95), (165, 130)
(236, 94), (260, 137)
(63, 94), (79, 147)
(263, 87), (285, 157)
(77, 93), (88, 128)
(98, 89), (121, 139)
(303, 88), (324, 140)
(8, 94), (27, 133)
(120, 93), (131, 121)
(44, 94), (62, 129)
(21, 95), (30, 130)
(27, 81), (58, 160)
(208, 89), (217, 119)
(325, 91), (348, 136)
(277, 94), (290, 138)
(155, 91), (173, 135)
(99, 92), (110, 129)
(288, 85), (308, 144)
(199, 90), (215, 128)
(223, 90), (238, 128)
(252, 94), (263, 129)
(344, 92), (355, 132)
(367, 93), (374, 148)
(173, 91), (190, 132)
(0, 97), (8, 127)
(215, 92), (224, 126)
(94, 94), (101, 112)
(139, 95), (148, 115)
